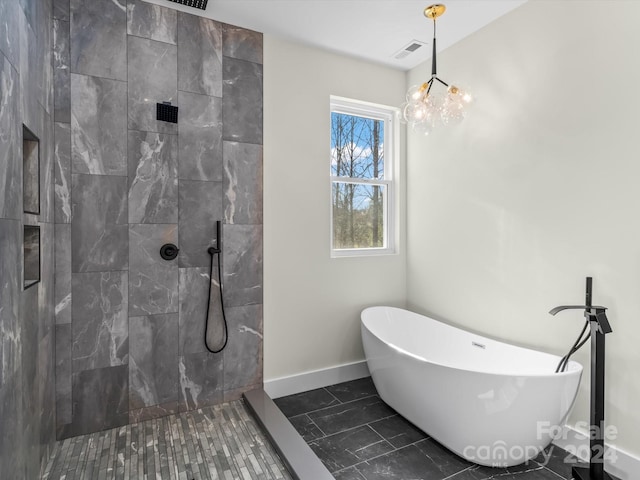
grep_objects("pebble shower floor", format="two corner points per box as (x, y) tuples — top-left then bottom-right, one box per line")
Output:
(42, 400), (291, 480)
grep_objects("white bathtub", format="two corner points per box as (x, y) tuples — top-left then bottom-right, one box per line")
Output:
(361, 306), (582, 467)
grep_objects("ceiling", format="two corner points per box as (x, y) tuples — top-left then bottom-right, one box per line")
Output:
(142, 0), (527, 71)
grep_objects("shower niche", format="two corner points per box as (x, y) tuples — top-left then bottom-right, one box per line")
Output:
(23, 125), (41, 289)
(23, 125), (40, 215)
(23, 225), (40, 289)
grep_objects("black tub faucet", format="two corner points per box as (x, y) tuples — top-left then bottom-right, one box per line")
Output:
(549, 305), (612, 334)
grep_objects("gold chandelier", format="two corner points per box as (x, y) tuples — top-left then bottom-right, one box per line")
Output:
(401, 4), (472, 135)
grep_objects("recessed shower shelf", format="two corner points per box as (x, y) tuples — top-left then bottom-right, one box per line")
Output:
(23, 125), (40, 215)
(23, 225), (40, 289)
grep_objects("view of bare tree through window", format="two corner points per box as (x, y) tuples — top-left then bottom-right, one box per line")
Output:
(331, 111), (385, 249)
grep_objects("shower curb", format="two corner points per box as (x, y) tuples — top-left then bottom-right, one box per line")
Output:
(243, 389), (334, 480)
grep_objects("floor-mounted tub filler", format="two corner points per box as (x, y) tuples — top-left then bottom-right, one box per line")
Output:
(361, 306), (583, 467)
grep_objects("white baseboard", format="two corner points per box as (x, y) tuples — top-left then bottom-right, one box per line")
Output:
(264, 361), (370, 399)
(552, 425), (640, 480)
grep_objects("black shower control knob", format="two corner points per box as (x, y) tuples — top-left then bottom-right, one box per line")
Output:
(160, 243), (179, 261)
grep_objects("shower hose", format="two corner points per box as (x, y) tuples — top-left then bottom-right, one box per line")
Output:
(556, 319), (590, 373)
(204, 245), (228, 353)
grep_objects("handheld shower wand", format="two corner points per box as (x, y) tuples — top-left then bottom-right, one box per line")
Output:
(204, 221), (228, 353)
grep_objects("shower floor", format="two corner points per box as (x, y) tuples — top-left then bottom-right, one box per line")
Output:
(42, 400), (291, 480)
(274, 377), (599, 480)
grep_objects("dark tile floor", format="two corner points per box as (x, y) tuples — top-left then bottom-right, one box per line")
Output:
(274, 377), (592, 480)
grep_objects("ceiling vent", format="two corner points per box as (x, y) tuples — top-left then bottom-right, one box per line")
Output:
(393, 40), (427, 60)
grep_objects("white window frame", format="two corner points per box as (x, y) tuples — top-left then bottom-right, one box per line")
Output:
(330, 96), (399, 258)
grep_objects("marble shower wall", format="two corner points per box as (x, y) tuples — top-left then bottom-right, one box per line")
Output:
(53, 0), (263, 438)
(0, 0), (57, 478)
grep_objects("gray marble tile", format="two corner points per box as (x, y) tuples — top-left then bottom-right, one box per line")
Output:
(128, 131), (178, 223)
(178, 180), (222, 268)
(369, 415), (429, 449)
(128, 400), (181, 424)
(39, 110), (55, 223)
(178, 351), (223, 411)
(223, 304), (262, 393)
(53, 0), (69, 21)
(0, 0), (21, 68)
(54, 122), (71, 223)
(222, 58), (262, 145)
(308, 396), (395, 436)
(18, 10), (39, 131)
(326, 377), (378, 403)
(178, 91), (223, 181)
(71, 174), (128, 272)
(178, 267), (219, 355)
(71, 271), (128, 371)
(129, 314), (179, 410)
(38, 221), (55, 337)
(310, 425), (394, 473)
(0, 219), (21, 386)
(129, 224), (179, 316)
(222, 24), (262, 65)
(128, 35), (177, 134)
(70, 365), (129, 436)
(288, 414), (324, 442)
(54, 224), (71, 325)
(222, 224), (262, 307)
(53, 19), (70, 123)
(274, 388), (340, 418)
(223, 141), (262, 225)
(177, 12), (222, 97)
(70, 0), (127, 80)
(55, 323), (72, 426)
(71, 73), (127, 176)
(22, 129), (40, 215)
(0, 54), (21, 220)
(127, 0), (176, 44)
(0, 367), (24, 479)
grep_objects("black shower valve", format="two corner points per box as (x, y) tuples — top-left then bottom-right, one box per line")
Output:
(160, 243), (179, 261)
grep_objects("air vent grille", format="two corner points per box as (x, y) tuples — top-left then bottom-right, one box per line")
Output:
(393, 40), (427, 60)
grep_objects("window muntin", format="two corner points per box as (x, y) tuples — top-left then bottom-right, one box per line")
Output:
(330, 97), (397, 256)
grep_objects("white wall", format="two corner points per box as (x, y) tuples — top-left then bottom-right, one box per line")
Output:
(406, 0), (640, 460)
(263, 36), (407, 381)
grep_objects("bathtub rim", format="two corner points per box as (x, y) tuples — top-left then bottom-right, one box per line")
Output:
(361, 305), (583, 378)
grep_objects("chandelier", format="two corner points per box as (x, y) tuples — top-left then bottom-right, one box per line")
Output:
(401, 4), (472, 135)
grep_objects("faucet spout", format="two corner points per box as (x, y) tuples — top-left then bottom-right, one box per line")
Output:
(548, 305), (606, 316)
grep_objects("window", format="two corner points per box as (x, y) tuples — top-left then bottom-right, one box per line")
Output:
(330, 97), (398, 257)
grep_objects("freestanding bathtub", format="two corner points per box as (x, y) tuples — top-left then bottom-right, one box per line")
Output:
(361, 306), (583, 467)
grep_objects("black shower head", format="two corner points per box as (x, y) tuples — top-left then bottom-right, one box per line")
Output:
(167, 0), (208, 10)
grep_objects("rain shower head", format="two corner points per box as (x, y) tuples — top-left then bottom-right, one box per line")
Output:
(166, 0), (208, 10)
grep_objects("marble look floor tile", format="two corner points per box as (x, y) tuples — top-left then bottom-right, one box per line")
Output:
(288, 414), (324, 442)
(309, 425), (394, 473)
(448, 464), (564, 480)
(369, 414), (429, 449)
(534, 445), (584, 479)
(326, 377), (378, 403)
(44, 400), (291, 479)
(273, 388), (339, 418)
(308, 396), (395, 436)
(356, 442), (469, 480)
(334, 466), (368, 480)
